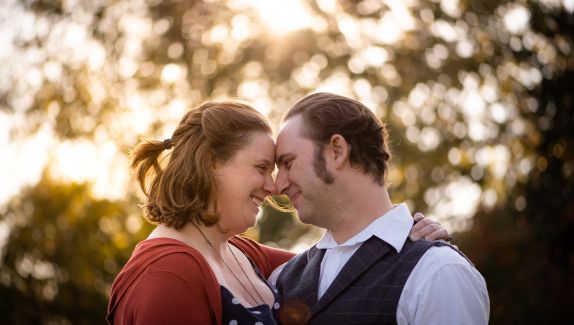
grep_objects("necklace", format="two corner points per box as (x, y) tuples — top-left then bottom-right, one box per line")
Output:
(193, 224), (266, 306)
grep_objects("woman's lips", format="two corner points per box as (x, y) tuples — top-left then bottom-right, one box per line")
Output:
(251, 196), (263, 207)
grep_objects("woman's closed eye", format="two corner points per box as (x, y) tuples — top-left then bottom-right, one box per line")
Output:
(256, 165), (268, 174)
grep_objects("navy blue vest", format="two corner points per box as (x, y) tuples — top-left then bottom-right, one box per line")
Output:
(276, 236), (457, 325)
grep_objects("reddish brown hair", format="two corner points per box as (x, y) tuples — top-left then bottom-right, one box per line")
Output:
(285, 92), (391, 185)
(131, 100), (272, 229)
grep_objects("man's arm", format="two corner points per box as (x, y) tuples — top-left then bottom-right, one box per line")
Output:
(397, 246), (490, 325)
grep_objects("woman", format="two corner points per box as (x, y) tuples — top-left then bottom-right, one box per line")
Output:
(107, 100), (447, 324)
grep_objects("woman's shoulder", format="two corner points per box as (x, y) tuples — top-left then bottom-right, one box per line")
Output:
(230, 236), (295, 277)
(116, 250), (217, 325)
(131, 237), (211, 276)
(112, 237), (213, 299)
(108, 238), (219, 324)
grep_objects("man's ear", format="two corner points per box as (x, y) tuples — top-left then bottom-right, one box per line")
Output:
(328, 134), (350, 169)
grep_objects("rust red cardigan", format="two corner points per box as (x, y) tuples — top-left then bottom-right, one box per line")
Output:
(107, 236), (294, 325)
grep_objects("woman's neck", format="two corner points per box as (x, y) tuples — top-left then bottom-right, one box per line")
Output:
(150, 222), (233, 256)
(191, 223), (232, 256)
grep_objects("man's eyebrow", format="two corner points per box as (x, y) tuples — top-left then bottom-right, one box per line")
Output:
(276, 153), (292, 166)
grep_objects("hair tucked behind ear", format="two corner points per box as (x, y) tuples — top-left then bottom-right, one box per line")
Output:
(130, 100), (271, 230)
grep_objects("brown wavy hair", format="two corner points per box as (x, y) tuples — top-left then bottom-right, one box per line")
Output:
(284, 92), (391, 185)
(130, 100), (272, 229)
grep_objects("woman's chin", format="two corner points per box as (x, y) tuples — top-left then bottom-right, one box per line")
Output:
(245, 220), (258, 231)
(232, 220), (257, 236)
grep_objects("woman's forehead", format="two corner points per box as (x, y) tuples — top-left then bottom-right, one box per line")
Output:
(239, 131), (276, 161)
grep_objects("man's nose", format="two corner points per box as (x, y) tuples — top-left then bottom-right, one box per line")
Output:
(275, 169), (289, 195)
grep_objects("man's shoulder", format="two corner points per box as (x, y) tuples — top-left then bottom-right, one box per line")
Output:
(410, 242), (483, 286)
(423, 243), (471, 263)
(399, 243), (490, 324)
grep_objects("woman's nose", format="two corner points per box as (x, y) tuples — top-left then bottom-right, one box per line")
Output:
(263, 174), (277, 196)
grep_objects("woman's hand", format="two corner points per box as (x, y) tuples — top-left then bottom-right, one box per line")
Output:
(409, 213), (451, 242)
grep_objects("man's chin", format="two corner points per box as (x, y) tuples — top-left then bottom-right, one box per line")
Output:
(294, 210), (315, 226)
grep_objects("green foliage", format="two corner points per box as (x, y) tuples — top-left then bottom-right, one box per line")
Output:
(0, 172), (150, 323)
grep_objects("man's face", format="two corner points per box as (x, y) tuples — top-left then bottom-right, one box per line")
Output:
(275, 115), (334, 227)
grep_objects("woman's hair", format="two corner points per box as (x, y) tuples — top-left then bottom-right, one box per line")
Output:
(285, 92), (391, 185)
(130, 100), (272, 229)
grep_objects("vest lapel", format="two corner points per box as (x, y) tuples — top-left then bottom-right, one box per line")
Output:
(310, 236), (393, 317)
(299, 246), (326, 307)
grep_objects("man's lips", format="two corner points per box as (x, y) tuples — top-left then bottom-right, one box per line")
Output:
(289, 191), (301, 205)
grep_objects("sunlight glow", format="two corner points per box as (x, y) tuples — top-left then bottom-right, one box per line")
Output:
(0, 117), (52, 206)
(441, 0), (462, 18)
(161, 63), (185, 83)
(233, 0), (314, 34)
(292, 61), (321, 88)
(502, 5), (531, 35)
(50, 139), (129, 200)
(374, 12), (409, 44)
(475, 145), (511, 179)
(418, 127), (441, 151)
(382, 0), (415, 30)
(431, 20), (459, 42)
(51, 141), (102, 182)
(425, 177), (482, 232)
(315, 71), (354, 98)
(237, 79), (272, 116)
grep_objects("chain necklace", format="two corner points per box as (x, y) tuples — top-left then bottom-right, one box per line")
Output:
(193, 224), (266, 306)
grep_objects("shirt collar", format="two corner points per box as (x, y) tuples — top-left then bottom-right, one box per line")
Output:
(315, 203), (414, 253)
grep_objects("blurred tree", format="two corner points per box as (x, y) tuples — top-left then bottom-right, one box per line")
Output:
(456, 2), (574, 323)
(460, 68), (574, 323)
(460, 30), (574, 325)
(0, 172), (150, 323)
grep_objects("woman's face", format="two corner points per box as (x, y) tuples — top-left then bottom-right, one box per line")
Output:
(213, 131), (276, 233)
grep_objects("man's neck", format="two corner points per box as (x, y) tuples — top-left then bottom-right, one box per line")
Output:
(328, 185), (393, 244)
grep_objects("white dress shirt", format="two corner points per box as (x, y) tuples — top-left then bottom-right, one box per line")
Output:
(269, 203), (490, 325)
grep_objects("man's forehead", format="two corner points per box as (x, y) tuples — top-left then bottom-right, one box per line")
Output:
(277, 115), (303, 140)
(275, 116), (304, 163)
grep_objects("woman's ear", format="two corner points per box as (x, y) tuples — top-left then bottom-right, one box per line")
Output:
(212, 157), (223, 174)
(328, 134), (350, 169)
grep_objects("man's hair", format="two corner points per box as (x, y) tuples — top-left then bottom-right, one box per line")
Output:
(130, 100), (272, 229)
(285, 92), (391, 185)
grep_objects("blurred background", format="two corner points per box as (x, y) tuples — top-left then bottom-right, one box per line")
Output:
(0, 0), (573, 323)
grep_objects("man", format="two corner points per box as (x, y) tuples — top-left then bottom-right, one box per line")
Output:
(270, 93), (489, 324)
